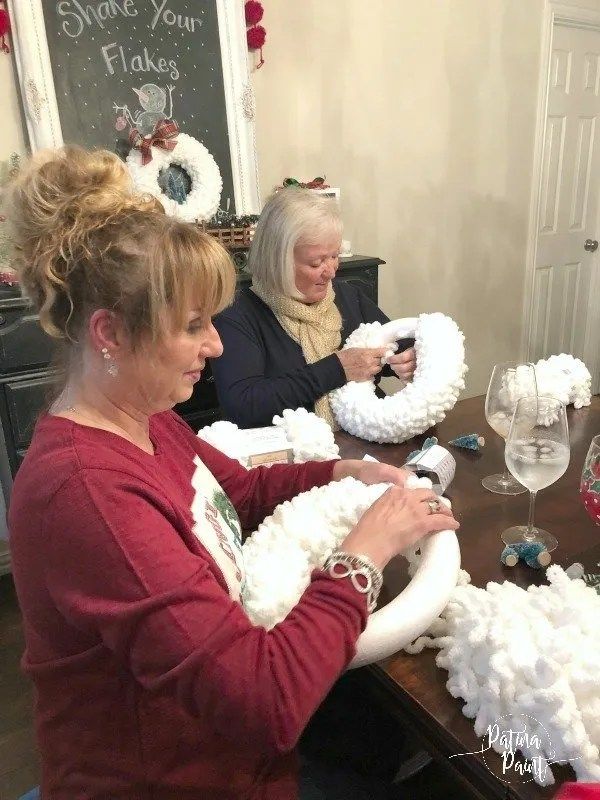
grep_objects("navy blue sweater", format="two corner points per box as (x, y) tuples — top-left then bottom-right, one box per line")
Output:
(211, 280), (413, 428)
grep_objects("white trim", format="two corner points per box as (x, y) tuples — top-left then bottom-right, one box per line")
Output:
(7, 0), (260, 214)
(217, 0), (261, 214)
(522, 1), (600, 364)
(7, 0), (63, 150)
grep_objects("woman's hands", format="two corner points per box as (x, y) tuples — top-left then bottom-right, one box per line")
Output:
(341, 486), (459, 570)
(336, 345), (417, 383)
(332, 459), (410, 487)
(336, 347), (388, 382)
(386, 346), (416, 382)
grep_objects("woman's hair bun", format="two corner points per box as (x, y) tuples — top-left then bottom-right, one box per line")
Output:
(6, 145), (161, 338)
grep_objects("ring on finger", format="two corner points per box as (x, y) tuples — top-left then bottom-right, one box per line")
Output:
(426, 498), (441, 515)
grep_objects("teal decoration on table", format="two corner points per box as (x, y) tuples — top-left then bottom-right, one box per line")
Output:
(448, 433), (485, 451)
(501, 542), (551, 569)
(407, 436), (438, 462)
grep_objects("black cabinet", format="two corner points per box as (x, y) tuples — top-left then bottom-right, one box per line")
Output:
(0, 256), (383, 477)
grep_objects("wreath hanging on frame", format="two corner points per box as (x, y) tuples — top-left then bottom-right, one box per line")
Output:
(330, 313), (468, 444)
(126, 132), (223, 223)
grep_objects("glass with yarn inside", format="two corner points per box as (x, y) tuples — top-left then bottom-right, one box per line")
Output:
(482, 361), (537, 495)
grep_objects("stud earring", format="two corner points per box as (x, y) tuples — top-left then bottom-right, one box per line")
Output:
(101, 347), (119, 378)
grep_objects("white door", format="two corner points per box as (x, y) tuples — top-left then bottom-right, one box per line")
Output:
(529, 22), (600, 391)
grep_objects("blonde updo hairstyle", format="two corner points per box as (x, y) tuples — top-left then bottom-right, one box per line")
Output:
(246, 187), (342, 297)
(8, 146), (235, 355)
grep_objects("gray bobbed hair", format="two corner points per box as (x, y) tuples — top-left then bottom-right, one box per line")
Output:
(246, 187), (343, 296)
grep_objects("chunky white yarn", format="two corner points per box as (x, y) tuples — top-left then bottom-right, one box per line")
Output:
(272, 408), (339, 462)
(502, 355), (592, 410)
(198, 409), (339, 465)
(536, 354), (592, 409)
(406, 566), (600, 785)
(197, 420), (250, 465)
(330, 314), (468, 443)
(242, 473), (431, 629)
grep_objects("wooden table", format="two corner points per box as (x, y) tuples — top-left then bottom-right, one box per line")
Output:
(336, 395), (600, 800)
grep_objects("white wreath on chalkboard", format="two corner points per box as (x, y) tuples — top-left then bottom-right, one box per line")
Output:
(126, 132), (223, 223)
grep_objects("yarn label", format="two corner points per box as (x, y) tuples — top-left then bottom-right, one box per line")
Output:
(404, 444), (455, 493)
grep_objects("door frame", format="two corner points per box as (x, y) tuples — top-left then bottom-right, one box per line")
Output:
(522, 1), (600, 385)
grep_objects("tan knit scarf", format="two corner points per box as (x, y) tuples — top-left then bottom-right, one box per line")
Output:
(251, 281), (342, 429)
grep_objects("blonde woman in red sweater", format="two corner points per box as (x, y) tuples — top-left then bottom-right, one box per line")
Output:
(7, 147), (458, 800)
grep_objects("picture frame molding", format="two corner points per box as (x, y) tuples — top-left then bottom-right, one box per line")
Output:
(7, 0), (261, 214)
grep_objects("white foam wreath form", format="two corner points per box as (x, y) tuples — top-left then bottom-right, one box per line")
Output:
(406, 566), (600, 785)
(242, 475), (461, 668)
(330, 313), (468, 443)
(126, 132), (222, 222)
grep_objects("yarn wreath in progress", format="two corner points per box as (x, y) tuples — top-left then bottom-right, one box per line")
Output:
(330, 313), (468, 443)
(242, 474), (461, 669)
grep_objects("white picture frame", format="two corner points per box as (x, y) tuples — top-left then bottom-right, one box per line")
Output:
(311, 187), (341, 202)
(7, 0), (261, 215)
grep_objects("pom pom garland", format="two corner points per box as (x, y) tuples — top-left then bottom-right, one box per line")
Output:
(247, 24), (266, 49)
(330, 313), (468, 443)
(0, 7), (10, 54)
(244, 0), (264, 25)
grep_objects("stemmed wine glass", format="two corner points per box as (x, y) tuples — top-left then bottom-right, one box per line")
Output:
(482, 361), (538, 495)
(580, 435), (600, 525)
(503, 395), (570, 551)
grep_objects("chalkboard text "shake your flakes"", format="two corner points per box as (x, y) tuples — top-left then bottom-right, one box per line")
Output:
(56, 0), (202, 80)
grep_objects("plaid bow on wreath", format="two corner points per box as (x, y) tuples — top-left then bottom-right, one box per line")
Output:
(129, 119), (179, 166)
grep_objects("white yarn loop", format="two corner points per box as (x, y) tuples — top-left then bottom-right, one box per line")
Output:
(198, 409), (339, 465)
(503, 355), (592, 410)
(330, 313), (468, 443)
(406, 565), (600, 785)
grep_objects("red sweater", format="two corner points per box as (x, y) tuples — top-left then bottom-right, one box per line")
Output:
(9, 411), (368, 799)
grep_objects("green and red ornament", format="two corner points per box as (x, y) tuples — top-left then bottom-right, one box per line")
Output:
(283, 176), (331, 190)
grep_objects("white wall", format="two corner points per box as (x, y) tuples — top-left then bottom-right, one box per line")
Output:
(252, 0), (551, 396)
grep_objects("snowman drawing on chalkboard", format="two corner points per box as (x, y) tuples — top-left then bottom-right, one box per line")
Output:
(114, 83), (175, 136)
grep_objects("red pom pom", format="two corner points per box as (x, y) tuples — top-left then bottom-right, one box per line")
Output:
(245, 1), (263, 26)
(0, 9), (11, 37)
(247, 24), (266, 50)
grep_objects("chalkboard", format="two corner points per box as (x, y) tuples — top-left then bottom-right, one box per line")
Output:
(9, 1), (260, 214)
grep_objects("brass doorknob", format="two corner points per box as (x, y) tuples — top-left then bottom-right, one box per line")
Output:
(584, 239), (598, 252)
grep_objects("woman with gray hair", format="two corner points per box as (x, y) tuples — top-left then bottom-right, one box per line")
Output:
(212, 188), (416, 428)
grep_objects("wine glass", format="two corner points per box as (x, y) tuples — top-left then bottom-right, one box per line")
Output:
(580, 435), (600, 525)
(503, 395), (570, 551)
(482, 361), (538, 495)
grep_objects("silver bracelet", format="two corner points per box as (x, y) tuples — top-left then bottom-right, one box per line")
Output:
(322, 550), (383, 613)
